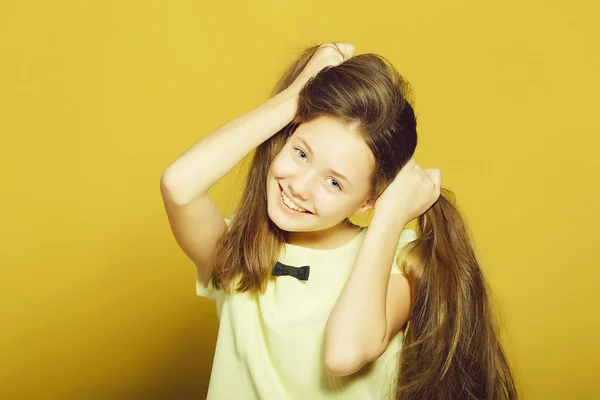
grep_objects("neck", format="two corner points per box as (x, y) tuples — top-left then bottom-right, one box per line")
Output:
(284, 219), (362, 250)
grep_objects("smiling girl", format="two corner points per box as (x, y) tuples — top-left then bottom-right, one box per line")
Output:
(160, 43), (517, 399)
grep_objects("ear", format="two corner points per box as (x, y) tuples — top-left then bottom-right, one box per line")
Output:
(354, 197), (376, 215)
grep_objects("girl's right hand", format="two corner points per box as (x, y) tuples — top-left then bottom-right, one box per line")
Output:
(289, 42), (355, 92)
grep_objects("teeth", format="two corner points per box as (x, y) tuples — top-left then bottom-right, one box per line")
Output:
(281, 190), (307, 212)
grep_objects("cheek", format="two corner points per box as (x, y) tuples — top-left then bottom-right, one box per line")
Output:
(316, 193), (348, 215)
(319, 193), (363, 216)
(270, 153), (296, 177)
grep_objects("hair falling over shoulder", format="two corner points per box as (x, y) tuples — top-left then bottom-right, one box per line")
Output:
(396, 190), (518, 399)
(211, 43), (518, 399)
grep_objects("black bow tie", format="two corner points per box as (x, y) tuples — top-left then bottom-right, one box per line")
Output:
(271, 261), (310, 281)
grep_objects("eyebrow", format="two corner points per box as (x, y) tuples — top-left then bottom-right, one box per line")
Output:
(297, 137), (351, 184)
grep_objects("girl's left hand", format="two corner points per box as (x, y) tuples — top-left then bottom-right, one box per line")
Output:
(374, 157), (442, 222)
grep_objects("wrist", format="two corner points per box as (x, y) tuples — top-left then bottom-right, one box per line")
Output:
(372, 206), (411, 227)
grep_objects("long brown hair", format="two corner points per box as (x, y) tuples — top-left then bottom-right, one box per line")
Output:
(212, 44), (518, 399)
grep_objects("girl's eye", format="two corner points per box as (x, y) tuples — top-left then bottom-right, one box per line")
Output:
(329, 178), (342, 191)
(295, 148), (307, 160)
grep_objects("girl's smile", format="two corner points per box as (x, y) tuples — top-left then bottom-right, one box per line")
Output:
(279, 183), (313, 215)
(266, 116), (376, 237)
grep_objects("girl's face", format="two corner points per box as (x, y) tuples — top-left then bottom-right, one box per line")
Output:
(266, 115), (376, 233)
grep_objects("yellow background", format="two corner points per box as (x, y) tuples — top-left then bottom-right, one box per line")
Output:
(2, 0), (598, 398)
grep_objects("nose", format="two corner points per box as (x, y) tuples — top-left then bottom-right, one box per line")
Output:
(288, 174), (312, 202)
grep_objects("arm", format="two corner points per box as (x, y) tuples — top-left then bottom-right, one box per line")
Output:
(324, 157), (441, 376)
(160, 88), (299, 285)
(161, 88), (299, 203)
(160, 43), (354, 286)
(162, 42), (355, 201)
(324, 209), (412, 376)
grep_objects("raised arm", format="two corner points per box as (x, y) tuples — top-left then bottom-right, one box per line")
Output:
(324, 158), (441, 376)
(160, 90), (298, 285)
(160, 88), (300, 285)
(160, 88), (299, 204)
(324, 211), (413, 376)
(160, 43), (355, 286)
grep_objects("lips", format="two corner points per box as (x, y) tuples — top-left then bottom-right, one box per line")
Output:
(278, 184), (313, 214)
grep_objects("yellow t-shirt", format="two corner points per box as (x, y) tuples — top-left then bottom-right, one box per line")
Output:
(196, 218), (417, 400)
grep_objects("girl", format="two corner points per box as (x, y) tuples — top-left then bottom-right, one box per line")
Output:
(160, 43), (518, 399)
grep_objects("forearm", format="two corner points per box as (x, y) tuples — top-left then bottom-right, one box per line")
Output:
(325, 210), (410, 368)
(161, 87), (299, 204)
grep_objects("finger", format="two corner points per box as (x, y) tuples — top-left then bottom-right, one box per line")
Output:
(335, 43), (355, 59)
(323, 43), (355, 61)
